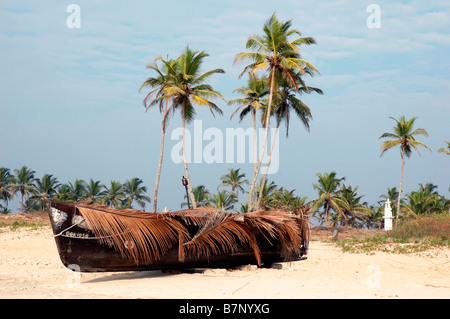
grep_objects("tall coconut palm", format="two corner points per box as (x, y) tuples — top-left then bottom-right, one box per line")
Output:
(256, 74), (322, 209)
(103, 180), (127, 208)
(163, 46), (225, 208)
(9, 166), (37, 213)
(235, 12), (318, 211)
(34, 174), (60, 210)
(229, 74), (269, 174)
(219, 168), (249, 202)
(311, 171), (345, 227)
(140, 57), (177, 212)
(123, 177), (151, 210)
(379, 116), (431, 225)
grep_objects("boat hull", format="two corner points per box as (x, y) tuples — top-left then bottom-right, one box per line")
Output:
(47, 201), (308, 272)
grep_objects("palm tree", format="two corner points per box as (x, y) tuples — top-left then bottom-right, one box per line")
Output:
(266, 187), (308, 211)
(311, 171), (345, 227)
(56, 183), (71, 202)
(67, 179), (87, 202)
(161, 46), (225, 208)
(103, 180), (127, 208)
(338, 185), (372, 228)
(9, 166), (37, 213)
(367, 204), (384, 230)
(33, 174), (60, 210)
(0, 167), (14, 206)
(205, 189), (238, 211)
(24, 198), (40, 213)
(235, 12), (318, 211)
(229, 74), (269, 175)
(402, 183), (447, 217)
(219, 168), (249, 202)
(123, 178), (151, 210)
(379, 116), (431, 225)
(181, 185), (210, 209)
(86, 179), (106, 203)
(255, 179), (277, 210)
(140, 57), (177, 213)
(256, 74), (322, 209)
(438, 141), (450, 155)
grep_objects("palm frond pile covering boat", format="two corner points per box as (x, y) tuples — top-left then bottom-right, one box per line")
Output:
(47, 200), (310, 272)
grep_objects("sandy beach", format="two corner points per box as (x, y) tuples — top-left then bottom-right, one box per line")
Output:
(0, 225), (448, 299)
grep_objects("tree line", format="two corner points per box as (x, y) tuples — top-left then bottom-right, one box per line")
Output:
(184, 168), (449, 229)
(0, 166), (150, 213)
(0, 165), (448, 229)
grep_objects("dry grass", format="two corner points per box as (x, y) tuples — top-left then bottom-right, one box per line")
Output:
(0, 211), (50, 231)
(333, 214), (450, 254)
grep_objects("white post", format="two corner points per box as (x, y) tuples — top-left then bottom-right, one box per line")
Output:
(384, 198), (393, 230)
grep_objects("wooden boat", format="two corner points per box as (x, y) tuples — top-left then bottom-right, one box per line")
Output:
(47, 200), (309, 272)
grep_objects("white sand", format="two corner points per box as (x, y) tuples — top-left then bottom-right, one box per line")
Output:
(1, 227), (449, 299)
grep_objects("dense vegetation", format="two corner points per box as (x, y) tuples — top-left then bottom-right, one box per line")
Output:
(1, 165), (448, 231)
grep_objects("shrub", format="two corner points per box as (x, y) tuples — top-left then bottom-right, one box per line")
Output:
(388, 214), (450, 242)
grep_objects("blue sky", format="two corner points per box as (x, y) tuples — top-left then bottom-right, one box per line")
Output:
(1, 0), (449, 212)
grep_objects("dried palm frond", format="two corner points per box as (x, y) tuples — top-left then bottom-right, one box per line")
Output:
(168, 207), (216, 227)
(183, 211), (262, 265)
(71, 200), (309, 267)
(244, 210), (304, 259)
(293, 206), (311, 254)
(75, 202), (190, 265)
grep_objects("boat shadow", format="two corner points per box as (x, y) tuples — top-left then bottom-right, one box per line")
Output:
(84, 270), (174, 283)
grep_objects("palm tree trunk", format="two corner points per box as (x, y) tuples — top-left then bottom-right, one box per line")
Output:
(21, 191), (24, 214)
(325, 201), (330, 227)
(233, 186), (239, 202)
(248, 71), (275, 211)
(256, 117), (281, 210)
(182, 111), (197, 209)
(252, 110), (257, 176)
(396, 148), (405, 226)
(152, 127), (165, 213)
(152, 102), (169, 213)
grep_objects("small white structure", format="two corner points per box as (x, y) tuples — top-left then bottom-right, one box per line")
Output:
(384, 198), (393, 231)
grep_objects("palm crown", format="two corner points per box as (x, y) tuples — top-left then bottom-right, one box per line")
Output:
(165, 46), (225, 122)
(380, 116), (431, 158)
